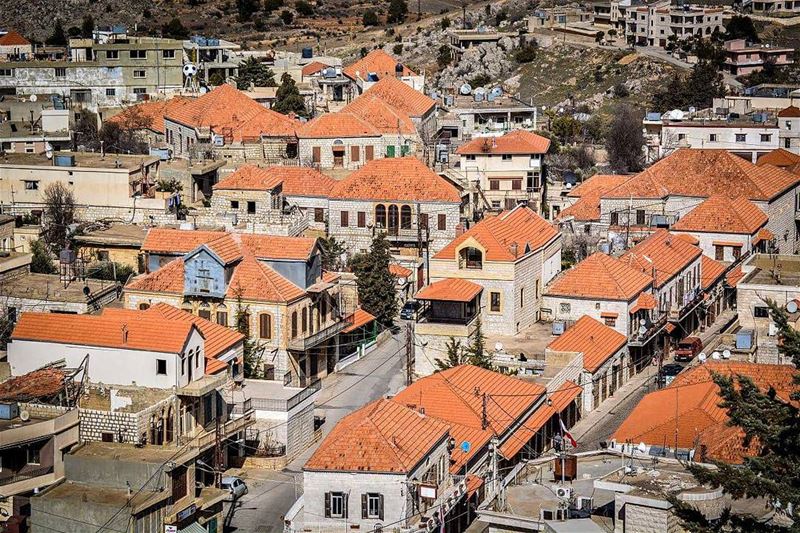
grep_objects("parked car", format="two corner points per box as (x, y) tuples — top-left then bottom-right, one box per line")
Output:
(674, 336), (702, 362)
(221, 476), (248, 500)
(400, 300), (420, 320)
(659, 363), (683, 387)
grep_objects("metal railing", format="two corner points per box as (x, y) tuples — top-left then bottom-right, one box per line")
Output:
(287, 318), (352, 351)
(0, 465), (54, 487)
(249, 380), (321, 412)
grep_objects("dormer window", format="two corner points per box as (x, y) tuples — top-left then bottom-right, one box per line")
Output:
(459, 247), (483, 269)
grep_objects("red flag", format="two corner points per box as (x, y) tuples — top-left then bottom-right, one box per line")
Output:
(560, 418), (577, 448)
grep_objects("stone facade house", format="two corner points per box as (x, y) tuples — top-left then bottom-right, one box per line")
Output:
(105, 96), (192, 147)
(327, 157), (464, 256)
(342, 49), (425, 98)
(358, 75), (437, 140)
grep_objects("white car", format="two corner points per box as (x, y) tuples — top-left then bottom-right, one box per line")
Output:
(221, 476), (248, 500)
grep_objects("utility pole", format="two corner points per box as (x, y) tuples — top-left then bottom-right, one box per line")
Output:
(405, 322), (414, 386)
(214, 416), (224, 488)
(481, 393), (488, 430)
(490, 436), (502, 507)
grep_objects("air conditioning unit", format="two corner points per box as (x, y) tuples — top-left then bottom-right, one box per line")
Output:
(540, 508), (567, 521)
(553, 486), (573, 500)
(576, 496), (593, 512)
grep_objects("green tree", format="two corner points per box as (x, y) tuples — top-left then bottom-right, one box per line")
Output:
(319, 235), (346, 272)
(437, 45), (452, 68)
(551, 115), (581, 145)
(280, 9), (294, 24)
(469, 73), (491, 88)
(435, 337), (467, 371)
(86, 261), (135, 284)
(464, 318), (492, 369)
(606, 104), (644, 173)
(42, 182), (75, 255)
(46, 20), (67, 46)
(263, 0), (284, 12)
(673, 299), (800, 531)
(440, 16), (450, 30)
(235, 57), (277, 90)
(272, 72), (308, 117)
(363, 10), (379, 26)
(350, 233), (398, 326)
(515, 42), (538, 63)
(595, 31), (605, 43)
(237, 0), (260, 21)
(726, 14), (759, 43)
(393, 43), (403, 55)
(295, 0), (314, 16)
(162, 17), (190, 39)
(30, 239), (57, 274)
(387, 0), (408, 23)
(81, 15), (95, 39)
(686, 60), (725, 109)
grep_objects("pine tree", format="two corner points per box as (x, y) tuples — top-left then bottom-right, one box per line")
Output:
(673, 299), (800, 531)
(435, 337), (467, 371)
(350, 233), (399, 326)
(273, 73), (308, 117)
(235, 57), (277, 90)
(46, 20), (67, 46)
(319, 236), (346, 272)
(30, 240), (56, 274)
(81, 15), (95, 39)
(465, 318), (493, 369)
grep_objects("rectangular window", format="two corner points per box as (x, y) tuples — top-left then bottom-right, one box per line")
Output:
(133, 69), (146, 78)
(357, 211), (366, 228)
(511, 179), (522, 190)
(636, 209), (645, 225)
(465, 154), (476, 161)
(216, 311), (228, 326)
(259, 314), (272, 339)
(420, 213), (429, 229)
(247, 201), (256, 214)
(437, 214), (446, 231)
(230, 200), (239, 209)
(610, 212), (619, 225)
(489, 180), (500, 191)
(735, 133), (747, 142)
(54, 67), (66, 77)
(133, 87), (146, 94)
(709, 133), (717, 142)
(501, 154), (513, 161)
(163, 49), (176, 59)
(363, 493), (384, 520)
(326, 492), (347, 518)
(678, 133), (686, 141)
(490, 292), (501, 312)
(101, 432), (114, 442)
(105, 88), (116, 96)
(340, 211), (349, 227)
(351, 145), (360, 162)
(314, 208), (324, 222)
(786, 138), (792, 149)
(715, 245), (724, 261)
(156, 359), (167, 375)
(761, 133), (772, 143)
(733, 246), (741, 260)
(0, 69), (14, 77)
(754, 306), (770, 318)
(26, 445), (40, 465)
(105, 50), (119, 59)
(198, 309), (211, 320)
(23, 180), (39, 190)
(787, 121), (792, 131)
(130, 50), (147, 59)
(365, 145), (374, 160)
(559, 302), (571, 314)
(312, 146), (321, 163)
(604, 317), (617, 327)
(520, 287), (525, 308)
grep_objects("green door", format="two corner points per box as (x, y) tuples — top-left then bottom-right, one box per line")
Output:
(386, 145), (396, 158)
(401, 144), (410, 156)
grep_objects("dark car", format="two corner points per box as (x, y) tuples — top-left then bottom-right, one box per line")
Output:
(675, 336), (702, 362)
(400, 300), (420, 320)
(659, 363), (683, 386)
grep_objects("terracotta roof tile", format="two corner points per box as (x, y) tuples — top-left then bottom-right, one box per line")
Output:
(567, 174), (633, 198)
(602, 148), (800, 202)
(672, 195), (767, 235)
(725, 265), (744, 286)
(456, 130), (551, 155)
(778, 105), (800, 118)
(343, 50), (415, 81)
(127, 257), (186, 293)
(547, 316), (627, 373)
(143, 228), (317, 261)
(0, 368), (67, 402)
(675, 233), (699, 245)
(342, 308), (376, 333)
(297, 111), (380, 138)
(557, 174), (632, 222)
(11, 312), (196, 354)
(301, 61), (330, 77)
(756, 148), (800, 168)
(142, 228), (225, 254)
(621, 229), (701, 288)
(630, 292), (657, 313)
(330, 157), (461, 203)
(416, 278), (482, 302)
(238, 234), (317, 260)
(213, 165), (285, 191)
(165, 84), (299, 141)
(754, 227), (775, 244)
(341, 93), (417, 135)
(107, 97), (192, 135)
(389, 263), (412, 278)
(0, 31), (31, 46)
(545, 252), (652, 301)
(203, 234), (244, 264)
(701, 255), (726, 290)
(305, 398), (449, 473)
(361, 76), (435, 117)
(435, 206), (559, 262)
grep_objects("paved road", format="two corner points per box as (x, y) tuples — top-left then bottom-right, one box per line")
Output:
(225, 332), (406, 533)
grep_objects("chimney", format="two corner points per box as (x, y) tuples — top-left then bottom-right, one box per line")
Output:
(455, 223), (466, 237)
(510, 242), (519, 257)
(121, 324), (129, 344)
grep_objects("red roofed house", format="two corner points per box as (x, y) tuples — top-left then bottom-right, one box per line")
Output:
(163, 83), (300, 162)
(207, 165), (334, 233)
(327, 157), (464, 256)
(297, 365), (581, 532)
(597, 148), (800, 254)
(455, 130), (551, 213)
(127, 228), (351, 386)
(0, 30), (33, 60)
(105, 96), (192, 146)
(777, 106), (800, 154)
(342, 49), (425, 96)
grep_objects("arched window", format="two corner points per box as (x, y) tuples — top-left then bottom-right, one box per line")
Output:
(138, 302), (150, 310)
(259, 313), (272, 340)
(400, 205), (412, 229)
(216, 304), (228, 327)
(302, 308), (308, 334)
(198, 301), (211, 320)
(375, 204), (387, 228)
(291, 311), (298, 338)
(388, 205), (399, 232)
(459, 247), (483, 269)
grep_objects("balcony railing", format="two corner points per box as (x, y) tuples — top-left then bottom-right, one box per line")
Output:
(287, 318), (352, 351)
(0, 466), (54, 487)
(249, 380), (322, 412)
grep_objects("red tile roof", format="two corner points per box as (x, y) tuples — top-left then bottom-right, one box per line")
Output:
(614, 362), (796, 463)
(0, 368), (67, 402)
(213, 164), (337, 198)
(11, 312), (197, 354)
(557, 174), (632, 222)
(416, 278), (482, 302)
(753, 227), (774, 244)
(143, 229), (317, 261)
(725, 265), (744, 286)
(630, 292), (657, 313)
(778, 105), (800, 118)
(107, 97), (192, 135)
(672, 195), (767, 235)
(330, 157), (461, 203)
(456, 130), (551, 155)
(301, 61), (330, 77)
(213, 165), (284, 191)
(435, 206), (559, 262)
(341, 93), (417, 135)
(297, 111), (380, 138)
(601, 149), (800, 202)
(304, 398), (449, 473)
(567, 174), (632, 198)
(165, 83), (299, 141)
(343, 50), (416, 81)
(342, 308), (376, 333)
(700, 255), (726, 290)
(547, 316), (627, 373)
(0, 31), (31, 46)
(389, 263), (412, 278)
(756, 148), (800, 169)
(361, 76), (436, 117)
(545, 252), (653, 301)
(621, 230), (701, 288)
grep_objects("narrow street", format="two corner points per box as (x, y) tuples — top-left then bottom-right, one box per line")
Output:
(225, 332), (406, 532)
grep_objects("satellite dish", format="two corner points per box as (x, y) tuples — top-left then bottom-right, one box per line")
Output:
(494, 342), (504, 352)
(198, 85), (209, 94)
(638, 326), (647, 335)
(667, 109), (685, 121)
(19, 410), (30, 422)
(45, 142), (53, 160)
(711, 351), (721, 359)
(788, 301), (798, 313)
(183, 63), (198, 77)
(29, 94), (37, 103)
(698, 352), (707, 363)
(637, 442), (647, 453)
(722, 349), (732, 359)
(640, 319), (647, 326)
(396, 277), (406, 287)
(459, 83), (472, 95)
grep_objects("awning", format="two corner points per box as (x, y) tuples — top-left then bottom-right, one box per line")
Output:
(178, 522), (207, 533)
(712, 241), (743, 247)
(498, 380), (580, 459)
(630, 293), (657, 314)
(600, 311), (618, 319)
(416, 278), (482, 303)
(466, 474), (484, 497)
(342, 308), (376, 333)
(754, 227), (775, 244)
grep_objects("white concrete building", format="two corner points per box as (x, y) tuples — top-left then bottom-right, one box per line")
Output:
(623, 0), (722, 47)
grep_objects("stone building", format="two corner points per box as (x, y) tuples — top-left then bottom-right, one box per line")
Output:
(0, 31), (33, 60)
(342, 49), (425, 98)
(623, 0), (723, 48)
(327, 157), (464, 256)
